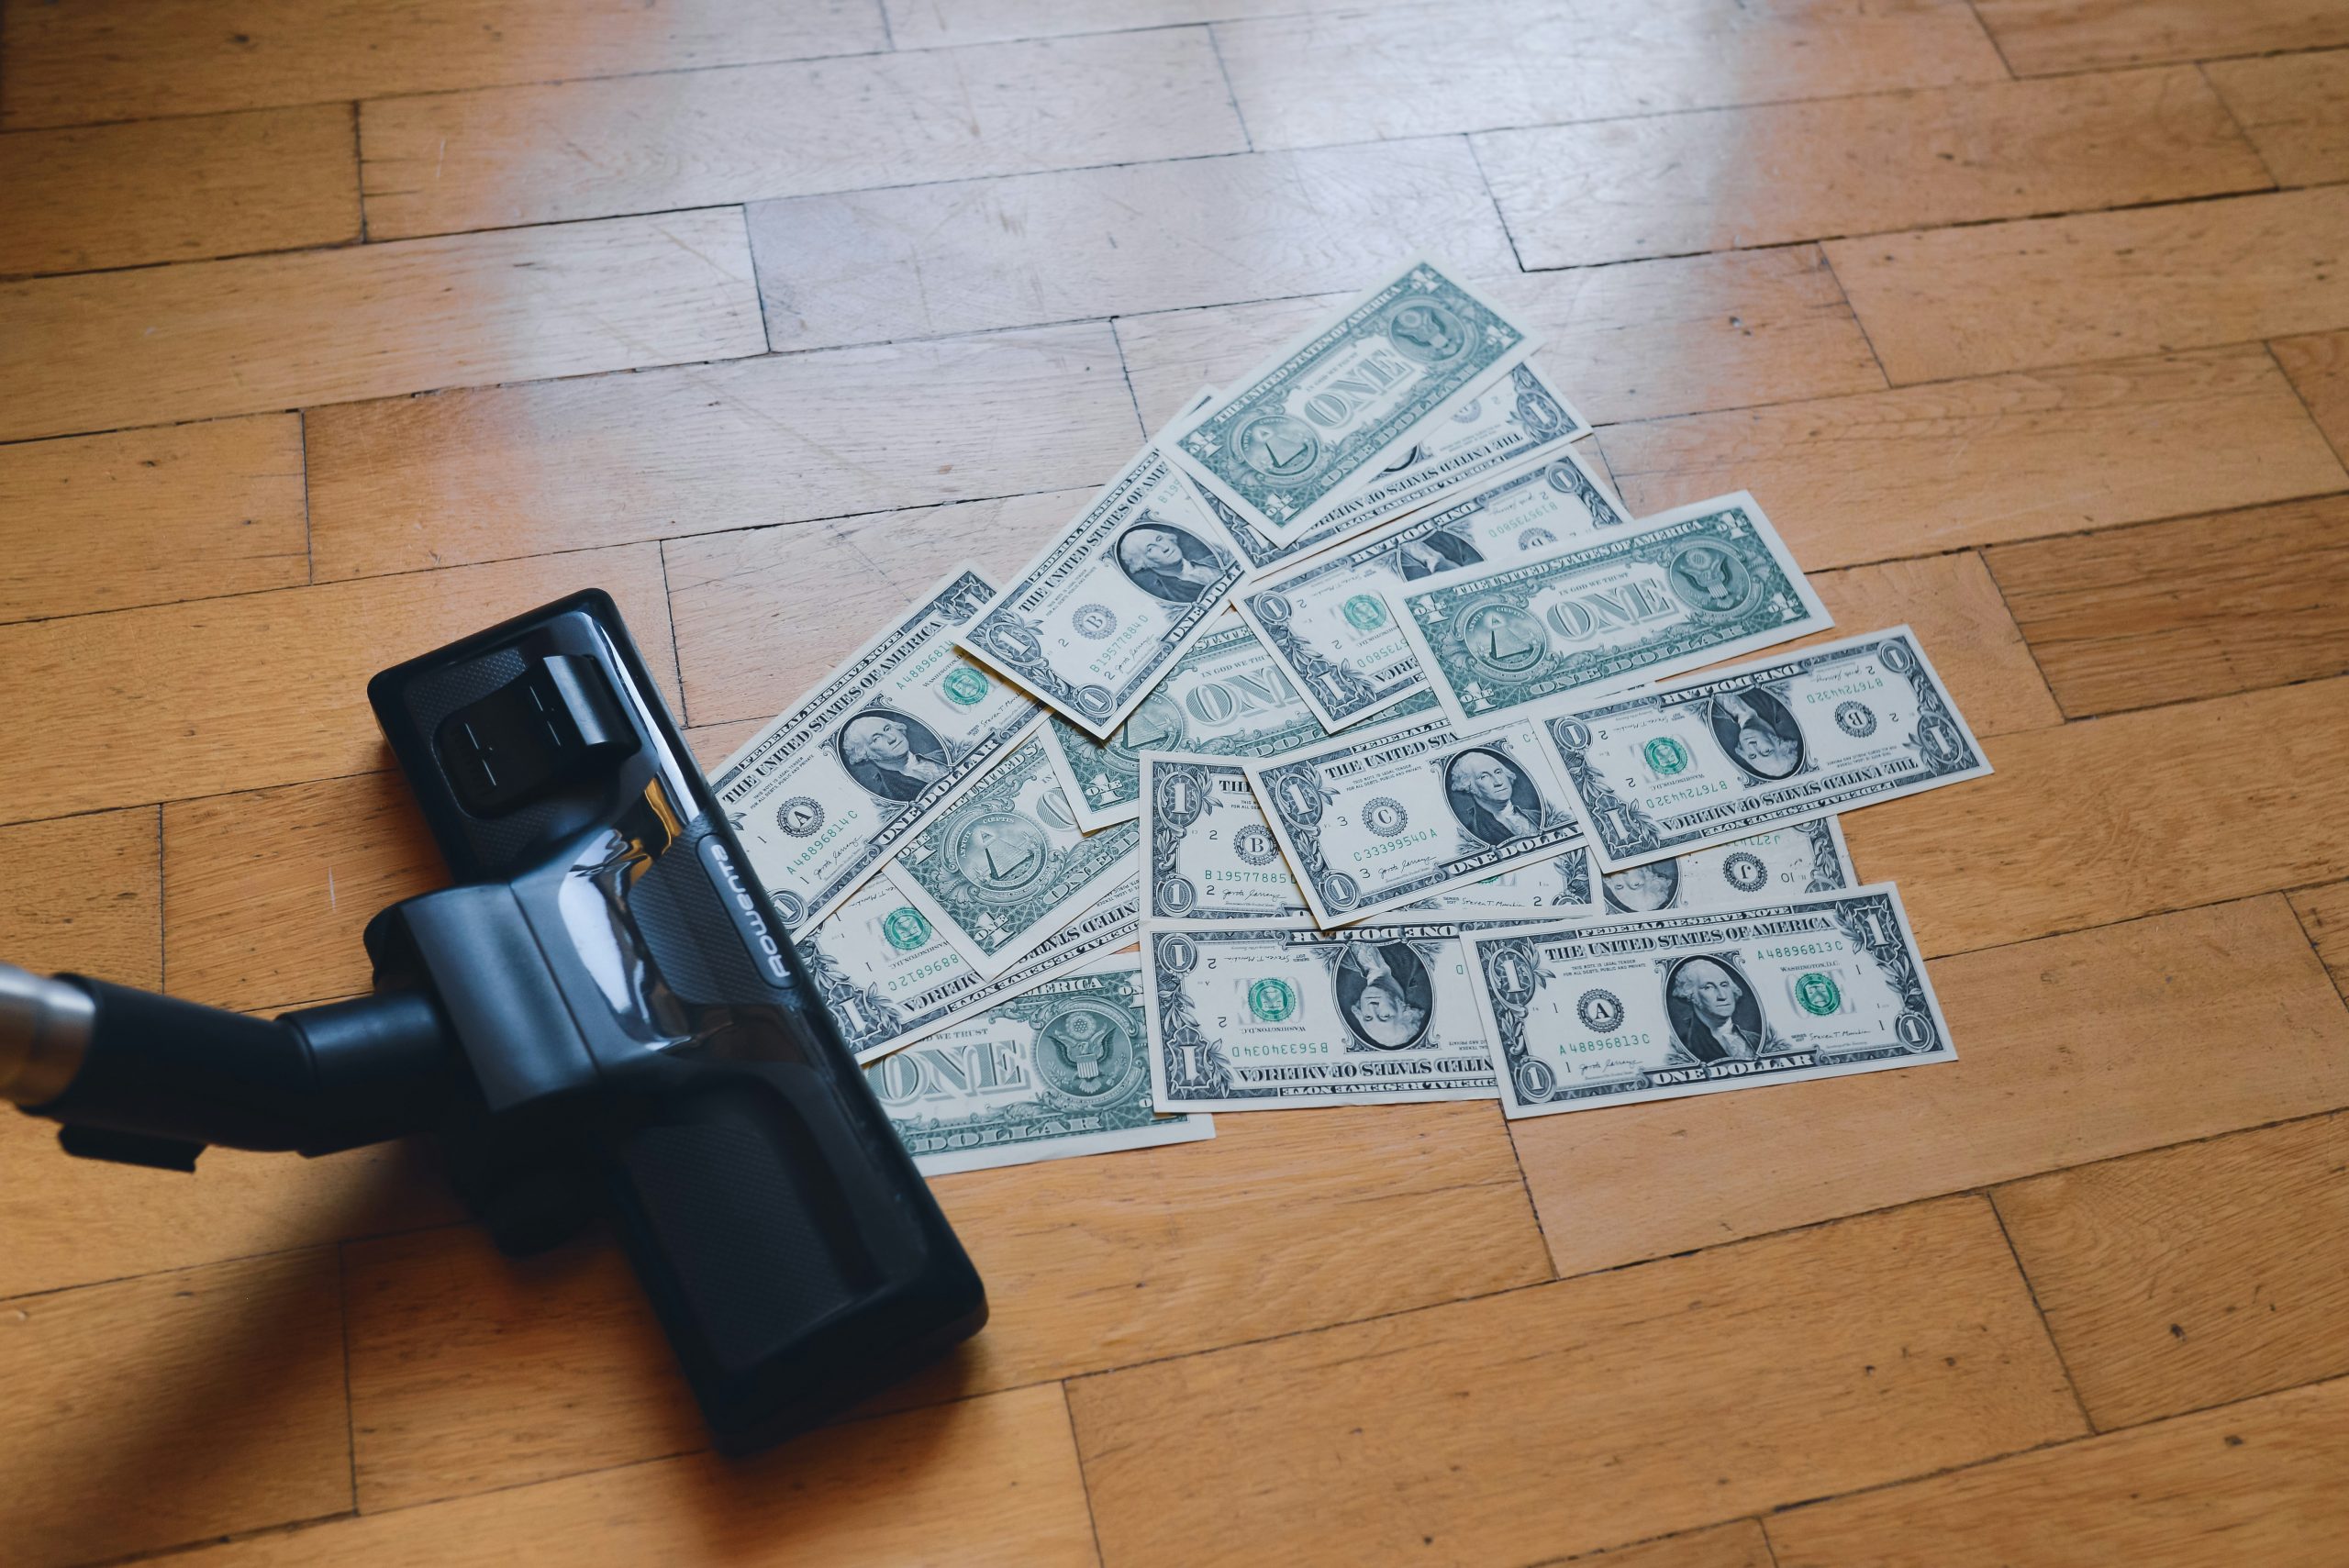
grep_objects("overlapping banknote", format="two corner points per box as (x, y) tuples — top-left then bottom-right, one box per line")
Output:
(1541, 627), (1990, 869)
(1235, 449), (1632, 730)
(1167, 257), (1542, 537)
(868, 950), (1211, 1174)
(714, 567), (1041, 932)
(1465, 884), (1954, 1117)
(1390, 493), (1830, 735)
(1241, 709), (1587, 927)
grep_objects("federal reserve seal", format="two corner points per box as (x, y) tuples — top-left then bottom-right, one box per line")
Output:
(775, 797), (825, 838)
(1231, 823), (1281, 865)
(1721, 851), (1767, 894)
(1834, 701), (1876, 738)
(1073, 605), (1119, 640)
(1362, 797), (1410, 837)
(1576, 988), (1626, 1033)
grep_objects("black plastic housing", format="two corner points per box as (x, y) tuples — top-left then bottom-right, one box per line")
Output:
(365, 590), (986, 1451)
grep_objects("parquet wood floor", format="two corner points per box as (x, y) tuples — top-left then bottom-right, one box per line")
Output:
(6, 3), (2349, 1562)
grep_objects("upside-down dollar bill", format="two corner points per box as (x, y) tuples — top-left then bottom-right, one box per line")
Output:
(1467, 884), (1954, 1118)
(1141, 752), (1595, 923)
(955, 427), (1250, 740)
(1599, 818), (1854, 916)
(1235, 450), (1631, 730)
(1143, 921), (1502, 1108)
(1037, 616), (1435, 831)
(1241, 710), (1586, 928)
(868, 951), (1210, 1174)
(889, 733), (1141, 975)
(799, 864), (1140, 1062)
(1391, 494), (1830, 734)
(713, 567), (1042, 932)
(1167, 256), (1540, 536)
(1544, 627), (1991, 871)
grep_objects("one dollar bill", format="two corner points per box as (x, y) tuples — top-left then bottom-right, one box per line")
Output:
(1168, 256), (1539, 536)
(1391, 493), (1830, 734)
(1241, 710), (1586, 928)
(869, 951), (1210, 1175)
(1142, 751), (1595, 923)
(799, 864), (1139, 1062)
(956, 428), (1250, 740)
(713, 566), (1041, 932)
(1235, 450), (1631, 730)
(890, 732), (1141, 975)
(1144, 921), (1500, 1108)
(1544, 627), (1990, 870)
(1467, 884), (1954, 1118)
(1600, 818), (1854, 915)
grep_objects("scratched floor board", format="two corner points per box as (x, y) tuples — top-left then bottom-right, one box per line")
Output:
(362, 29), (1246, 239)
(182, 1385), (1100, 1568)
(1509, 896), (2349, 1277)
(1766, 1379), (2349, 1567)
(1825, 186), (2349, 384)
(2272, 328), (2349, 462)
(2296, 881), (2349, 1000)
(745, 139), (1519, 351)
(0, 0), (888, 129)
(1842, 675), (2349, 959)
(1477, 69), (2270, 271)
(1, 1250), (351, 1568)
(1985, 494), (2349, 716)
(0, 104), (359, 276)
(2205, 50), (2349, 188)
(1211, 0), (2008, 151)
(0, 208), (765, 444)
(304, 325), (1138, 582)
(1115, 245), (1887, 432)
(1995, 1112), (2349, 1430)
(344, 1100), (1547, 1508)
(0, 416), (309, 624)
(1970, 0), (2349, 75)
(0, 546), (676, 827)
(1595, 346), (2347, 565)
(1070, 1196), (2080, 1568)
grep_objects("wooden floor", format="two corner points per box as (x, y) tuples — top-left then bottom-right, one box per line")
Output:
(7, 0), (2349, 1562)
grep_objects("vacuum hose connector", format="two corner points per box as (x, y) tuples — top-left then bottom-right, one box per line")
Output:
(0, 962), (94, 1106)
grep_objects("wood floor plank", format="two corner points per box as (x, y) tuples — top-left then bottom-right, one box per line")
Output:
(0, 416), (308, 623)
(1776, 551), (2063, 738)
(1214, 0), (2008, 151)
(1511, 896), (2349, 1277)
(1971, 0), (2349, 76)
(1767, 1378), (2349, 1568)
(1479, 69), (2268, 271)
(1986, 494), (2349, 717)
(1560, 1522), (1778, 1568)
(1842, 675), (2349, 958)
(1114, 245), (1886, 432)
(1069, 1196), (2081, 1568)
(745, 139), (1517, 351)
(306, 325), (1136, 582)
(0, 208), (765, 443)
(1824, 186), (2349, 384)
(0, 0), (886, 130)
(1, 1251), (351, 1568)
(362, 29), (1246, 239)
(0, 806), (159, 986)
(0, 544), (675, 826)
(164, 773), (440, 1016)
(1995, 1112), (2349, 1429)
(1597, 346), (2346, 566)
(210, 1385), (1096, 1568)
(666, 487), (1090, 727)
(2293, 881), (2349, 1001)
(2206, 50), (2349, 188)
(0, 104), (357, 277)
(2271, 328), (2349, 464)
(883, 0), (1414, 49)
(345, 1100), (1547, 1507)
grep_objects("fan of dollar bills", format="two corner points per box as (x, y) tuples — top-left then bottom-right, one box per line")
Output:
(711, 255), (1990, 1178)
